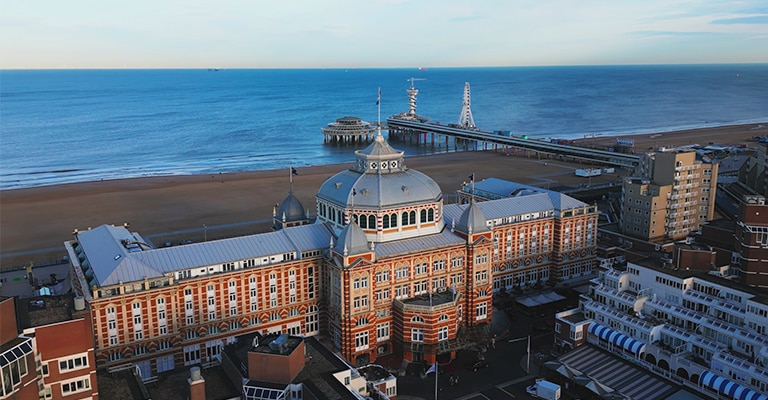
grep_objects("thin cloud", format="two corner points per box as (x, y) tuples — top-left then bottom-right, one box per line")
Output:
(630, 30), (725, 36)
(712, 15), (768, 24)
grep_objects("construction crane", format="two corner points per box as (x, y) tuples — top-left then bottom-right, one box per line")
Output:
(407, 77), (426, 89)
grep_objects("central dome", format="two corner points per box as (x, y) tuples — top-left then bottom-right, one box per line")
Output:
(316, 133), (444, 242)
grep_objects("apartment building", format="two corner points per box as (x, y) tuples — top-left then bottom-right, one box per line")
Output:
(733, 195), (768, 288)
(1, 295), (98, 400)
(621, 149), (718, 242)
(556, 259), (768, 400)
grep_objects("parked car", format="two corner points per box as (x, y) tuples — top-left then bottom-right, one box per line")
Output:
(466, 360), (489, 372)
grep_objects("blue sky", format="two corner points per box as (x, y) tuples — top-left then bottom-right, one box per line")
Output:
(1, 0), (766, 69)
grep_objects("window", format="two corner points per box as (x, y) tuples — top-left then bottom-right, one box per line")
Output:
(355, 332), (369, 351)
(476, 302), (488, 320)
(306, 306), (319, 334)
(475, 270), (488, 282)
(59, 355), (88, 372)
(184, 345), (201, 366)
(376, 270), (389, 283)
(475, 253), (488, 264)
(438, 327), (449, 341)
(377, 322), (390, 341)
(411, 328), (424, 342)
(60, 378), (91, 395)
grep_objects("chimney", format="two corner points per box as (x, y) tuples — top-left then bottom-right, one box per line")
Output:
(188, 366), (206, 400)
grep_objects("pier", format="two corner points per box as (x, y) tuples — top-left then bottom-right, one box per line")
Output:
(385, 81), (640, 168)
(387, 118), (639, 168)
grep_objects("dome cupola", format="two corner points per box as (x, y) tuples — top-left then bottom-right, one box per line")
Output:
(316, 132), (444, 242)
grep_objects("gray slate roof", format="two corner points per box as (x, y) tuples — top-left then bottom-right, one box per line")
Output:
(455, 202), (490, 234)
(76, 223), (335, 287)
(316, 168), (442, 209)
(333, 221), (370, 256)
(374, 227), (465, 258)
(468, 177), (588, 210)
(444, 186), (588, 230)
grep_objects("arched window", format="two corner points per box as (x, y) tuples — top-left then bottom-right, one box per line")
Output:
(411, 315), (425, 323)
(360, 214), (368, 228)
(353, 214), (359, 224)
(409, 211), (416, 225)
(357, 317), (369, 326)
(438, 314), (449, 322)
(421, 209), (427, 223)
(383, 214), (390, 229)
(307, 305), (318, 313)
(390, 213), (398, 227)
(428, 208), (435, 221)
(402, 212), (409, 226)
(368, 215), (376, 229)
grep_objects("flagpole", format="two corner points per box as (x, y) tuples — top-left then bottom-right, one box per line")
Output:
(377, 87), (381, 128)
(434, 361), (438, 400)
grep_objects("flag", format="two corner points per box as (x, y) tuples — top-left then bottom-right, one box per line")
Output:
(376, 88), (381, 105)
(291, 167), (298, 176)
(468, 173), (475, 182)
(426, 362), (437, 374)
(352, 188), (357, 196)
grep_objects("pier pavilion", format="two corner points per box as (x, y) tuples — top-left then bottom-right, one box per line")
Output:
(321, 116), (378, 144)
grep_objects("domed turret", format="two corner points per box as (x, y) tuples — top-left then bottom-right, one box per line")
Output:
(455, 201), (489, 235)
(333, 220), (370, 257)
(273, 168), (311, 230)
(316, 132), (445, 242)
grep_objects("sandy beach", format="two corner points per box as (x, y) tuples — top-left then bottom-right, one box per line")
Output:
(1, 123), (765, 270)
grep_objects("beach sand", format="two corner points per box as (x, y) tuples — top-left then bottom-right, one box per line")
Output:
(1, 123), (765, 269)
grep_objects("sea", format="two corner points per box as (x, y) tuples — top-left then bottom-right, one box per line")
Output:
(2, 65), (767, 190)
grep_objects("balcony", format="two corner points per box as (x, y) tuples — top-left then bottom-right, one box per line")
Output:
(670, 191), (698, 200)
(714, 352), (768, 382)
(675, 164), (701, 172)
(594, 285), (639, 309)
(583, 300), (656, 332)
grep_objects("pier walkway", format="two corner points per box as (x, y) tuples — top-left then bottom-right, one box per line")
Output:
(387, 118), (640, 168)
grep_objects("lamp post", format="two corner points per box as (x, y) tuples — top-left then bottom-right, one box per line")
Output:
(508, 335), (531, 373)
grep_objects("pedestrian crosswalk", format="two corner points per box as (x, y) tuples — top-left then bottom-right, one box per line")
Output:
(559, 345), (678, 400)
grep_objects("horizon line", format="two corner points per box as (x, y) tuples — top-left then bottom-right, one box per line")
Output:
(2, 62), (768, 71)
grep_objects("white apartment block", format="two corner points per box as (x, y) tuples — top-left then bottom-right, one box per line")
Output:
(559, 259), (767, 400)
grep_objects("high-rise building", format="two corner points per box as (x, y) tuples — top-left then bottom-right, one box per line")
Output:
(739, 142), (768, 196)
(65, 133), (598, 379)
(621, 149), (718, 242)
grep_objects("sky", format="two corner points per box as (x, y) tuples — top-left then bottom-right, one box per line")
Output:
(1, 0), (767, 69)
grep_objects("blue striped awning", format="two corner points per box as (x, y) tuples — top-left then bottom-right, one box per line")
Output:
(699, 371), (768, 400)
(588, 323), (645, 355)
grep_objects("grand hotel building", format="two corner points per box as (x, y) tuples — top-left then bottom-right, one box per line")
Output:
(65, 133), (598, 378)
